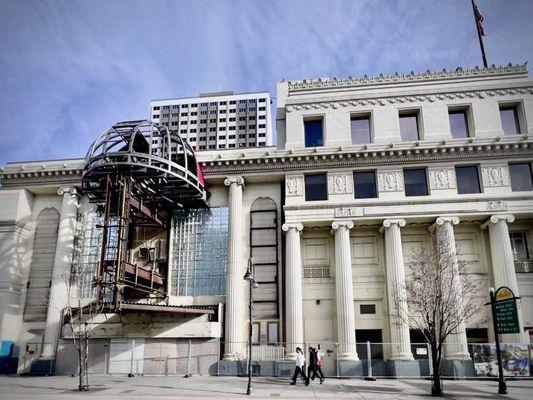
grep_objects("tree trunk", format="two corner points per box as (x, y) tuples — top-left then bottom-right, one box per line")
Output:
(78, 336), (89, 391)
(431, 347), (443, 397)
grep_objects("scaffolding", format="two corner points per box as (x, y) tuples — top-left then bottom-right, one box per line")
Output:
(82, 120), (208, 311)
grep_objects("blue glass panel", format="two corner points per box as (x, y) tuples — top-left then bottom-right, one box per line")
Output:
(456, 166), (481, 194)
(304, 120), (324, 147)
(404, 169), (428, 196)
(509, 163), (533, 191)
(305, 174), (327, 201)
(354, 171), (377, 199)
(172, 207), (228, 296)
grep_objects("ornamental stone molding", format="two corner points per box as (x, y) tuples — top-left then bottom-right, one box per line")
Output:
(487, 200), (508, 211)
(224, 176), (245, 187)
(334, 207), (357, 218)
(328, 173), (353, 195)
(380, 218), (406, 232)
(331, 220), (354, 231)
(377, 171), (403, 192)
(286, 63), (527, 92)
(429, 168), (456, 190)
(481, 166), (510, 187)
(282, 222), (304, 232)
(57, 187), (78, 197)
(285, 176), (304, 197)
(481, 214), (515, 229)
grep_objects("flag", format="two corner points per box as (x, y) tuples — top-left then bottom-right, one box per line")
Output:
(473, 0), (486, 36)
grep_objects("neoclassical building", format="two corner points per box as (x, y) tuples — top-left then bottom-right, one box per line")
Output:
(0, 64), (532, 377)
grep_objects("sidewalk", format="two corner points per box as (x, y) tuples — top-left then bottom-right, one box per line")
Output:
(1, 374), (532, 399)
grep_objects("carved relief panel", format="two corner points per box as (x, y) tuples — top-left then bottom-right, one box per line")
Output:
(481, 165), (511, 187)
(285, 175), (304, 196)
(377, 171), (404, 192)
(428, 168), (456, 190)
(327, 173), (353, 195)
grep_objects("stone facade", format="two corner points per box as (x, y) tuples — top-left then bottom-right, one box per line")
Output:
(1, 64), (533, 377)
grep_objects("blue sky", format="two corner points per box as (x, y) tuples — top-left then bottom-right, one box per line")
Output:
(1, 0), (532, 166)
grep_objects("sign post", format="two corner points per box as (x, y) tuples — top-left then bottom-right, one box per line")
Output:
(488, 286), (521, 395)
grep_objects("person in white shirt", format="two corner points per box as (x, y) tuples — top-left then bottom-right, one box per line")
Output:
(290, 347), (309, 385)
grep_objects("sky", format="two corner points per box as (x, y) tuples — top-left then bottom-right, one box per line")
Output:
(0, 0), (532, 166)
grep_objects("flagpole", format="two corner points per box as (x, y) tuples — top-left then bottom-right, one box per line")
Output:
(471, 0), (488, 68)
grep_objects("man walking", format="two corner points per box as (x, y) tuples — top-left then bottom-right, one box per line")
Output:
(290, 347), (308, 385)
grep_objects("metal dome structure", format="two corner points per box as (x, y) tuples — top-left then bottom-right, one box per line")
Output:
(82, 120), (208, 310)
(83, 119), (206, 208)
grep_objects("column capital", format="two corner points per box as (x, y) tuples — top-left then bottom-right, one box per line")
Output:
(430, 216), (460, 231)
(224, 176), (245, 187)
(481, 214), (515, 230)
(57, 186), (78, 197)
(282, 222), (304, 233)
(331, 220), (354, 231)
(380, 218), (406, 233)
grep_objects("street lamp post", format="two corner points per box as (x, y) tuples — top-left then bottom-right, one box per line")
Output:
(243, 258), (259, 396)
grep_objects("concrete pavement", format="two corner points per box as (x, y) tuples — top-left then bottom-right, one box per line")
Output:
(0, 375), (532, 399)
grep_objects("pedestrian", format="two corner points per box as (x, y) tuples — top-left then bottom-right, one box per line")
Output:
(290, 347), (309, 385)
(307, 346), (318, 384)
(315, 345), (325, 384)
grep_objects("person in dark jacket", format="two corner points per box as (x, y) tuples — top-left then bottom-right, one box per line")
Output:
(306, 346), (318, 384)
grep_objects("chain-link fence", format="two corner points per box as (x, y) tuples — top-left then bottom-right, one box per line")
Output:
(51, 339), (533, 378)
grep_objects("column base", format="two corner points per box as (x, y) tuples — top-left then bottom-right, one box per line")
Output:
(385, 360), (420, 378)
(29, 358), (56, 375)
(217, 359), (247, 375)
(337, 360), (363, 377)
(440, 359), (475, 378)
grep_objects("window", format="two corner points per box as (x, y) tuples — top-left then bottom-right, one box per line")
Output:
(229, 126), (236, 130)
(180, 129), (186, 134)
(456, 166), (481, 194)
(249, 116), (256, 120)
(229, 143), (236, 148)
(304, 119), (324, 147)
(239, 125), (246, 130)
(180, 121), (187, 125)
(152, 114), (159, 119)
(171, 113), (178, 117)
(258, 124), (266, 128)
(239, 117), (246, 121)
(510, 232), (530, 261)
(360, 304), (376, 314)
(229, 109), (236, 113)
(258, 133), (266, 137)
(354, 171), (377, 198)
(399, 111), (420, 141)
(239, 134), (246, 139)
(209, 110), (216, 114)
(509, 163), (533, 191)
(229, 117), (236, 122)
(259, 106), (266, 111)
(219, 118), (226, 122)
(351, 114), (371, 144)
(305, 173), (327, 201)
(252, 323), (260, 343)
(220, 109), (226, 114)
(153, 106), (160, 111)
(259, 98), (266, 103)
(219, 127), (226, 131)
(500, 105), (521, 135)
(258, 115), (266, 119)
(220, 101), (227, 106)
(200, 128), (207, 132)
(267, 322), (278, 343)
(201, 102), (208, 106)
(219, 135), (226, 139)
(219, 144), (226, 149)
(172, 105), (179, 109)
(209, 102), (216, 106)
(229, 100), (236, 105)
(180, 112), (188, 117)
(239, 100), (247, 104)
(209, 118), (216, 123)
(404, 168), (428, 196)
(162, 113), (169, 118)
(228, 135), (235, 139)
(249, 107), (256, 111)
(163, 105), (170, 110)
(449, 109), (470, 138)
(182, 104), (188, 108)
(191, 103), (198, 107)
(200, 119), (207, 124)
(249, 99), (256, 103)
(191, 112), (197, 116)
(239, 108), (246, 112)
(248, 125), (255, 130)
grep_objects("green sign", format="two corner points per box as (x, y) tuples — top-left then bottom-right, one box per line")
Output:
(494, 299), (520, 334)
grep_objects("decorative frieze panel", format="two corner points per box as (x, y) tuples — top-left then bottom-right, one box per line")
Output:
(428, 168), (456, 190)
(328, 173), (353, 195)
(285, 175), (304, 196)
(481, 166), (510, 187)
(334, 207), (357, 218)
(377, 171), (404, 192)
(303, 265), (331, 278)
(487, 200), (508, 211)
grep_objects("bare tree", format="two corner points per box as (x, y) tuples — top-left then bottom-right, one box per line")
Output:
(399, 227), (482, 396)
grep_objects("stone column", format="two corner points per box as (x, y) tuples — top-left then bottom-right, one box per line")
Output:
(381, 219), (413, 360)
(332, 221), (358, 360)
(223, 176), (245, 360)
(41, 187), (79, 359)
(432, 217), (470, 361)
(482, 214), (528, 343)
(282, 222), (304, 360)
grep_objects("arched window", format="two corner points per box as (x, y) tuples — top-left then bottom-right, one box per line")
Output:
(24, 208), (60, 322)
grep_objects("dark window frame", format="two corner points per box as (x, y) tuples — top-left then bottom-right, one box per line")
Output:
(350, 113), (372, 144)
(455, 165), (482, 194)
(304, 117), (324, 147)
(403, 168), (429, 197)
(499, 103), (522, 135)
(304, 173), (328, 201)
(509, 163), (533, 192)
(399, 109), (422, 142)
(353, 170), (377, 199)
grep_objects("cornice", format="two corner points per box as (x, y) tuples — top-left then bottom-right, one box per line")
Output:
(287, 63), (528, 92)
(285, 85), (533, 111)
(199, 138), (533, 176)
